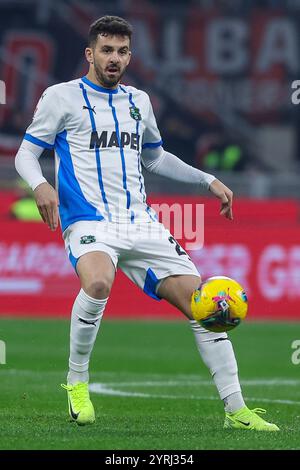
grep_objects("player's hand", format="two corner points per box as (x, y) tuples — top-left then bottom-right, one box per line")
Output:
(34, 182), (59, 231)
(209, 179), (233, 220)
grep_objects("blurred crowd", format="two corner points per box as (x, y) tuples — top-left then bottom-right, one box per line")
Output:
(1, 0), (300, 181)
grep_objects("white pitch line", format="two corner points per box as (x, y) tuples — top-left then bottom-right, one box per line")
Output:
(2, 369), (300, 404)
(89, 383), (300, 406)
(89, 384), (154, 398)
(244, 397), (300, 406)
(2, 370), (300, 387)
(100, 379), (300, 387)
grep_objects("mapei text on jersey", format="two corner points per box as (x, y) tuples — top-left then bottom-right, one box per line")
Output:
(90, 130), (140, 150)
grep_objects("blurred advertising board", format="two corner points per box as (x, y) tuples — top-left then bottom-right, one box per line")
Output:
(0, 196), (299, 320)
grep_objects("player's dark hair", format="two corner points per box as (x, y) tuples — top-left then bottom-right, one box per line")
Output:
(88, 16), (133, 47)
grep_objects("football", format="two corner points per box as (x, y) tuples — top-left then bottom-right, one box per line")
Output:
(191, 276), (248, 332)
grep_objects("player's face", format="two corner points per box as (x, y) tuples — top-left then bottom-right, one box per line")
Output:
(87, 34), (131, 88)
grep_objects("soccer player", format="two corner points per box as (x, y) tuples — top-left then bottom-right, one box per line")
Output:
(15, 16), (279, 431)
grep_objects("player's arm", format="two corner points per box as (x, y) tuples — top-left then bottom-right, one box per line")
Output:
(15, 86), (64, 231)
(142, 147), (233, 220)
(15, 140), (59, 230)
(209, 179), (233, 220)
(141, 94), (233, 220)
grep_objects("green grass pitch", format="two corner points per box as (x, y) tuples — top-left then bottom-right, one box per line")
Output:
(0, 317), (300, 450)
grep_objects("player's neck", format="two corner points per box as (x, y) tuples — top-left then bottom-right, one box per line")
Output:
(85, 71), (119, 90)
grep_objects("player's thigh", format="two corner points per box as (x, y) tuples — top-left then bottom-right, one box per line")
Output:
(120, 222), (201, 318)
(63, 220), (118, 298)
(77, 251), (116, 298)
(157, 274), (201, 320)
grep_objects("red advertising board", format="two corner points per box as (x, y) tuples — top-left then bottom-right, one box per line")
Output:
(0, 196), (299, 320)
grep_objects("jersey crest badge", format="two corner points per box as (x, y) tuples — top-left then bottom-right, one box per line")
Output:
(80, 235), (96, 244)
(129, 106), (141, 121)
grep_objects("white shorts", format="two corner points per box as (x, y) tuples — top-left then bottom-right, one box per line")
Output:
(63, 220), (200, 300)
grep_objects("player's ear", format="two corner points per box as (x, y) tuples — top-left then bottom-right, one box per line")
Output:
(126, 50), (132, 67)
(85, 47), (94, 65)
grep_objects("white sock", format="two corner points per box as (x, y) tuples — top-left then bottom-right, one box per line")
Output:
(67, 288), (107, 385)
(223, 391), (245, 413)
(190, 320), (245, 413)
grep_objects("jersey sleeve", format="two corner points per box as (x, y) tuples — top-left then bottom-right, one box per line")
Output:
(142, 95), (162, 151)
(24, 86), (65, 149)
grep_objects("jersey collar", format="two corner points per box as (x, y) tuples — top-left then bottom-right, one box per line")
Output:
(81, 76), (119, 94)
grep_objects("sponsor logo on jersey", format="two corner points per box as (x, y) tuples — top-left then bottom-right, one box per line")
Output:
(89, 130), (140, 150)
(83, 105), (96, 114)
(80, 235), (96, 244)
(129, 106), (142, 121)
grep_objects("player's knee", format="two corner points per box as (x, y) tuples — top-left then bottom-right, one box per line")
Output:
(160, 275), (201, 320)
(185, 280), (202, 319)
(190, 277), (202, 295)
(84, 278), (112, 299)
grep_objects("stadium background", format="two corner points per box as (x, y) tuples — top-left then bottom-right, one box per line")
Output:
(0, 0), (299, 320)
(1, 0), (300, 452)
